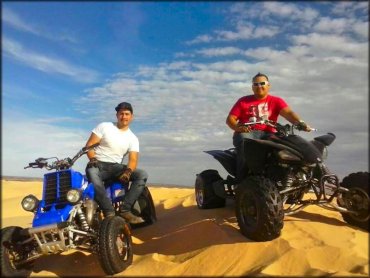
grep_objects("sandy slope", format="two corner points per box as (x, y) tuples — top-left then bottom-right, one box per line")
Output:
(1, 180), (368, 277)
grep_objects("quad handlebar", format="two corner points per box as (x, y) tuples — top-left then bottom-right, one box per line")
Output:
(242, 119), (317, 136)
(24, 143), (100, 170)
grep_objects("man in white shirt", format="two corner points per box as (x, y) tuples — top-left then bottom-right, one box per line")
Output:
(85, 102), (147, 224)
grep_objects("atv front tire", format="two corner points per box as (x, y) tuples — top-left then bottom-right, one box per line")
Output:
(338, 172), (369, 231)
(1, 226), (33, 277)
(97, 216), (133, 275)
(235, 176), (284, 241)
(195, 169), (226, 209)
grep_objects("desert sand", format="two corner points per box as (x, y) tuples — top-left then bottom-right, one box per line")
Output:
(1, 179), (368, 277)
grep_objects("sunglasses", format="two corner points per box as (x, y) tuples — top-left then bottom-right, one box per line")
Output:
(252, 81), (269, 87)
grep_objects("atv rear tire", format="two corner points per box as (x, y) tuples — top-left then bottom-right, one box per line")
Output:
(97, 216), (133, 275)
(136, 187), (157, 225)
(195, 169), (226, 209)
(1, 226), (33, 277)
(235, 176), (284, 241)
(338, 172), (369, 231)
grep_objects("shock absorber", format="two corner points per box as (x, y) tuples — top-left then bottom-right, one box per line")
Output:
(320, 163), (338, 195)
(322, 163), (331, 175)
(284, 167), (295, 187)
(76, 207), (90, 231)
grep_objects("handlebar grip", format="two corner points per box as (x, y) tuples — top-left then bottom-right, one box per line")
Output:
(24, 162), (40, 169)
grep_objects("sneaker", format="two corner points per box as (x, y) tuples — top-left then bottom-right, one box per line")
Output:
(120, 211), (145, 224)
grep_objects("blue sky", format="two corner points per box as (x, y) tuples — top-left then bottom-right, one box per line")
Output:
(2, 1), (368, 186)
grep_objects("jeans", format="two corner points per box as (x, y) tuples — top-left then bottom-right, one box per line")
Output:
(86, 162), (148, 215)
(233, 130), (270, 182)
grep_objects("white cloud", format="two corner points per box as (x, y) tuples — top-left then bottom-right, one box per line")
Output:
(330, 1), (369, 17)
(313, 16), (368, 40)
(244, 47), (288, 61)
(185, 2), (320, 45)
(215, 23), (254, 41)
(228, 2), (319, 23)
(292, 33), (368, 61)
(313, 17), (352, 34)
(260, 2), (319, 23)
(352, 21), (369, 39)
(186, 23), (280, 44)
(2, 7), (79, 43)
(2, 112), (89, 178)
(186, 34), (213, 45)
(2, 37), (99, 83)
(253, 26), (280, 38)
(2, 7), (41, 35)
(196, 47), (242, 57)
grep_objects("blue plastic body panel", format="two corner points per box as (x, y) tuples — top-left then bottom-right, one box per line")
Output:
(32, 169), (92, 227)
(106, 182), (126, 203)
(32, 204), (74, 227)
(32, 169), (126, 228)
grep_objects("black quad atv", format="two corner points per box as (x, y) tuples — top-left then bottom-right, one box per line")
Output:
(195, 119), (369, 241)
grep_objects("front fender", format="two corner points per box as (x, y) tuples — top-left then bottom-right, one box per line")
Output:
(32, 204), (74, 227)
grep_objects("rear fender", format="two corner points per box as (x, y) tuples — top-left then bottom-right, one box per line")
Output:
(312, 133), (336, 154)
(314, 133), (336, 146)
(204, 149), (236, 176)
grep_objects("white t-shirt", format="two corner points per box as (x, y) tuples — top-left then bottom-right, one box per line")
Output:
(92, 122), (139, 163)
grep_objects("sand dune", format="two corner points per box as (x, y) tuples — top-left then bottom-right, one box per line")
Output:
(1, 180), (368, 276)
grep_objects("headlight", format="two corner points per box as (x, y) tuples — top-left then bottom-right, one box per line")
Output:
(21, 195), (39, 212)
(66, 189), (82, 204)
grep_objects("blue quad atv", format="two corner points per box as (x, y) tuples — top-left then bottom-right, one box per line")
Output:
(1, 144), (157, 276)
(195, 119), (369, 241)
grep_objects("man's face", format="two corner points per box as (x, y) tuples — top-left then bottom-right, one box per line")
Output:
(116, 109), (133, 126)
(252, 76), (270, 99)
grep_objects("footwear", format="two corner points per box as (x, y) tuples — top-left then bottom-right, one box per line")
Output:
(120, 211), (145, 224)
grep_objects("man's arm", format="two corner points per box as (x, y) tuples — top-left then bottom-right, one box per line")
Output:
(280, 107), (311, 131)
(127, 151), (138, 171)
(85, 133), (101, 160)
(279, 107), (302, 124)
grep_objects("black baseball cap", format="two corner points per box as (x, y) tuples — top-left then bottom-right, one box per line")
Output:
(115, 102), (133, 113)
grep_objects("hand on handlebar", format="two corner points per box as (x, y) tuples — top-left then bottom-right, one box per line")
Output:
(296, 121), (315, 132)
(236, 123), (251, 133)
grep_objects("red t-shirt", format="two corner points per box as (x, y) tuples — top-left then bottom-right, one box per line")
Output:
(229, 94), (288, 132)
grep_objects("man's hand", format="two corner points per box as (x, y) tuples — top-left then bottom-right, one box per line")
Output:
(87, 157), (99, 168)
(119, 168), (132, 184)
(236, 123), (251, 133)
(296, 120), (312, 132)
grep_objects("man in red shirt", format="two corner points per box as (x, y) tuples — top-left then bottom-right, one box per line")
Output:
(226, 72), (311, 181)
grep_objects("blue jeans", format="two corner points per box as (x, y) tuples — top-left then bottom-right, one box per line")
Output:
(233, 130), (270, 181)
(86, 162), (148, 215)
